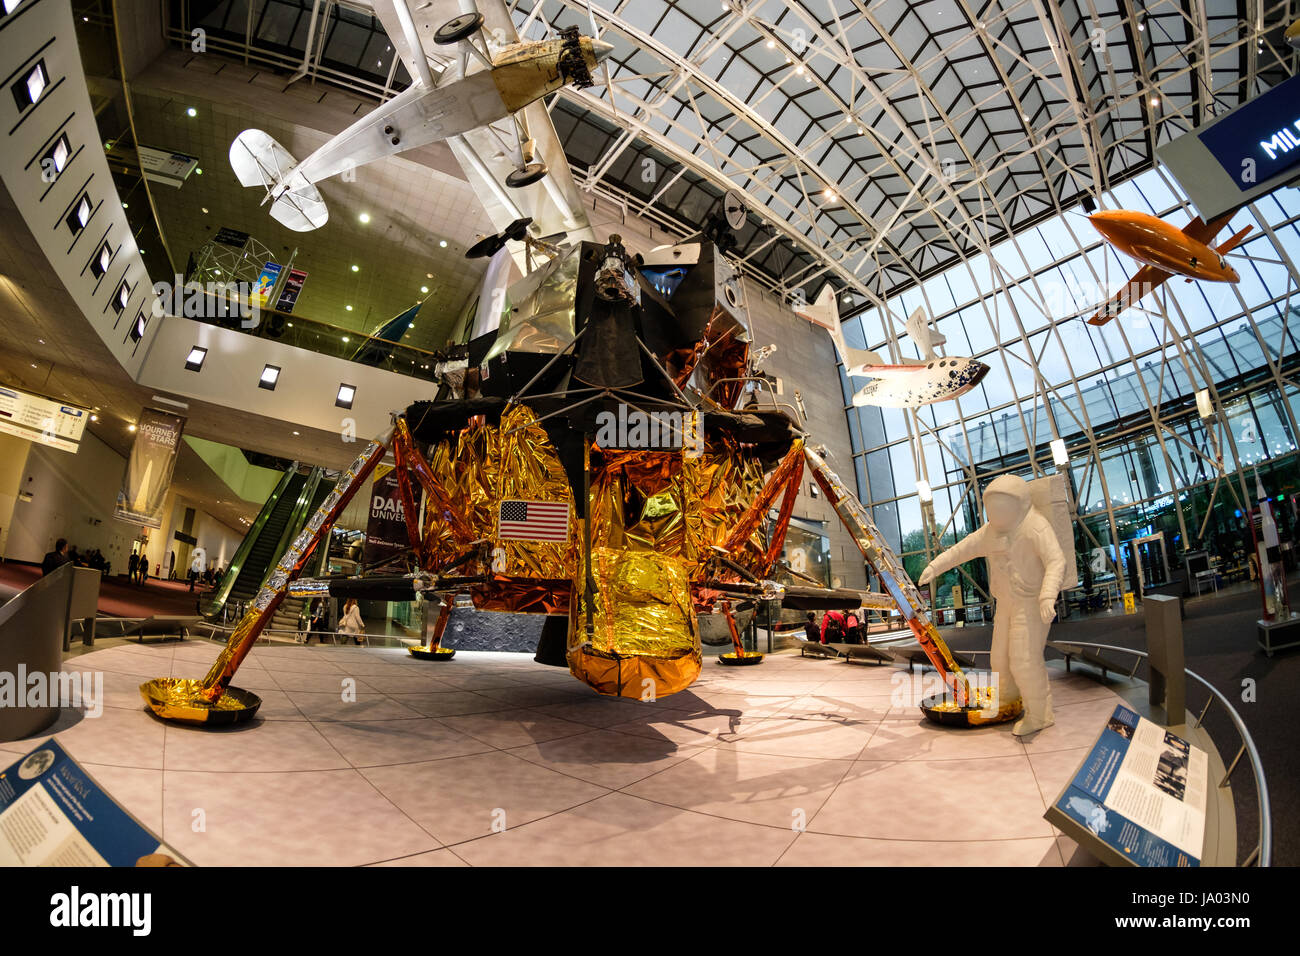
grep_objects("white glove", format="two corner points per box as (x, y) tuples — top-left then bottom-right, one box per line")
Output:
(1039, 597), (1056, 624)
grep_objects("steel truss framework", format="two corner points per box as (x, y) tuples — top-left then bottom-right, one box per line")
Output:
(845, 161), (1300, 586)
(163, 0), (1298, 310)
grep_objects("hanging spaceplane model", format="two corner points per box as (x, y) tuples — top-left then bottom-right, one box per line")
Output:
(1086, 209), (1253, 325)
(229, 0), (611, 238)
(800, 286), (990, 407)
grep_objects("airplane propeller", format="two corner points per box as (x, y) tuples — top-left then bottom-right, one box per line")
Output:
(581, 0), (619, 121)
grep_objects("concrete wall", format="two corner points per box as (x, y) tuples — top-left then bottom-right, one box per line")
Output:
(0, 429), (245, 575)
(0, 432), (32, 560)
(4, 430), (135, 566)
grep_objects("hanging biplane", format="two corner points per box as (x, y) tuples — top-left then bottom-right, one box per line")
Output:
(229, 0), (608, 244)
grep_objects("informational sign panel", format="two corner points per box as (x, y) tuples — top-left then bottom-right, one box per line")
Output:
(0, 384), (88, 453)
(137, 145), (199, 188)
(1047, 704), (1207, 866)
(362, 464), (420, 570)
(0, 740), (187, 866)
(114, 409), (185, 529)
(252, 262), (282, 307)
(275, 267), (308, 313)
(1157, 74), (1300, 220)
(213, 227), (250, 248)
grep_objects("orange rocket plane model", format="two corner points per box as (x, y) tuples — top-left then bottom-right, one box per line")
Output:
(1086, 209), (1253, 325)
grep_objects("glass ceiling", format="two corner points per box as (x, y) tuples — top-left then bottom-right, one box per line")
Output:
(169, 0), (1297, 304)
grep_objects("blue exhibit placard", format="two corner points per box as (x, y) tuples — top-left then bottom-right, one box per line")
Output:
(1052, 704), (1207, 867)
(0, 739), (185, 866)
(1197, 74), (1300, 191)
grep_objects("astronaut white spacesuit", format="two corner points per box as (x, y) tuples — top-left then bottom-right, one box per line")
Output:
(918, 474), (1066, 736)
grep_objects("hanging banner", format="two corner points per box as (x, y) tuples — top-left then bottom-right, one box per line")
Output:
(275, 268), (308, 313)
(252, 262), (282, 307)
(114, 409), (185, 529)
(362, 464), (420, 570)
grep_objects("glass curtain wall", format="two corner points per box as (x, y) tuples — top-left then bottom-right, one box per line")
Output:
(842, 166), (1300, 608)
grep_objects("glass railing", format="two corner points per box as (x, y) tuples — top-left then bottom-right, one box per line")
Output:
(178, 292), (454, 383)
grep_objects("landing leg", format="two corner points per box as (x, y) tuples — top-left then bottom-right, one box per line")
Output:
(410, 593), (457, 661)
(717, 599), (763, 666)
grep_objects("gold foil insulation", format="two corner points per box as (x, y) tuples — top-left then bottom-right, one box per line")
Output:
(421, 404), (577, 611)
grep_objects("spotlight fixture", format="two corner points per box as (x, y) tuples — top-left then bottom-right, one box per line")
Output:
(186, 107), (196, 117)
(130, 311), (147, 342)
(113, 280), (131, 315)
(128, 423), (137, 432)
(90, 242), (112, 278)
(43, 134), (70, 180)
(184, 346), (208, 371)
(12, 61), (48, 110)
(259, 364), (281, 390)
(335, 384), (356, 409)
(439, 240), (447, 248)
(1050, 438), (1069, 467)
(351, 264), (359, 272)
(359, 212), (371, 224)
(66, 194), (91, 234)
(420, 285), (429, 294)
(345, 305), (353, 312)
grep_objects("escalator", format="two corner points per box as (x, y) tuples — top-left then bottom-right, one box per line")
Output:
(206, 466), (335, 621)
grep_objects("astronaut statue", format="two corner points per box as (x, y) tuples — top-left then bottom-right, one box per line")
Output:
(918, 474), (1066, 736)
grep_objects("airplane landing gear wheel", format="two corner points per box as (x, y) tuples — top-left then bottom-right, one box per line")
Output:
(434, 13), (483, 44)
(506, 163), (548, 188)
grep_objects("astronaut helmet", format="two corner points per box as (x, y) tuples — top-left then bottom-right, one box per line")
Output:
(983, 473), (1031, 532)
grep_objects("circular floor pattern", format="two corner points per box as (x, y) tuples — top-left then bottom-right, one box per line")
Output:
(0, 641), (1139, 866)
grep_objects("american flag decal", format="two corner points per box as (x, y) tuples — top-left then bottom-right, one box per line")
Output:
(498, 499), (570, 543)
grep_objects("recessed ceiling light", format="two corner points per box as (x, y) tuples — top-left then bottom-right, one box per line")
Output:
(128, 423), (137, 432)
(345, 305), (353, 312)
(195, 168), (202, 175)
(342, 336), (350, 343)
(439, 240), (447, 247)
(426, 272), (433, 279)
(201, 207), (209, 214)
(185, 346), (207, 371)
(90, 414), (98, 422)
(351, 264), (359, 272)
(359, 212), (371, 223)
(420, 285), (429, 293)
(259, 364), (281, 390)
(292, 430), (300, 436)
(335, 384), (356, 409)
(186, 107), (197, 117)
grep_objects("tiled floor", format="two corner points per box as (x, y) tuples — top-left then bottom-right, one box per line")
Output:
(0, 641), (1136, 866)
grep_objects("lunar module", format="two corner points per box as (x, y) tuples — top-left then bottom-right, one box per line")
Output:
(141, 232), (1008, 727)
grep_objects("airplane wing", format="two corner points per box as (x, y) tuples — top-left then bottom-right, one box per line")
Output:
(1181, 211), (1236, 246)
(362, 0), (594, 255)
(1087, 264), (1173, 326)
